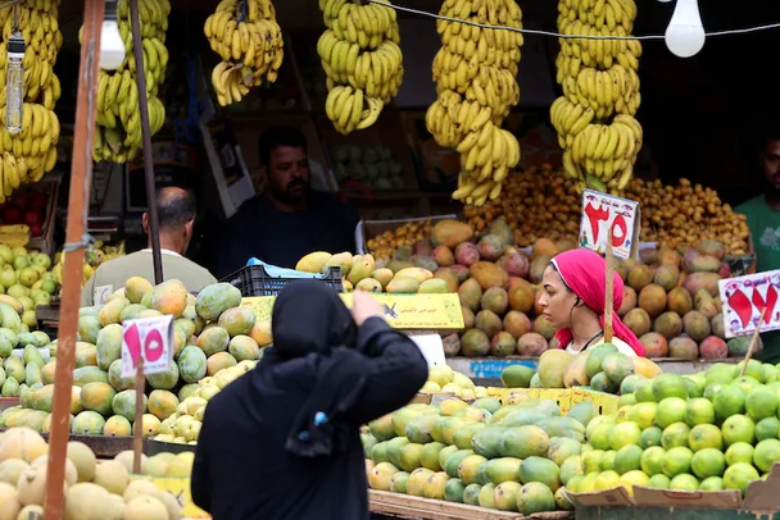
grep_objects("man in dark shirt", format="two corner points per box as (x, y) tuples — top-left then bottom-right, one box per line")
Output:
(214, 126), (360, 277)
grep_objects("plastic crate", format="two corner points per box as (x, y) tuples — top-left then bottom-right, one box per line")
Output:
(221, 264), (344, 296)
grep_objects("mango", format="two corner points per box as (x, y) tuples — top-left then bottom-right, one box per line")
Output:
(537, 350), (572, 388)
(218, 307), (256, 337)
(371, 268), (394, 288)
(99, 297), (130, 326)
(151, 280), (188, 318)
(386, 277), (419, 294)
(196, 283), (242, 321)
(347, 255), (376, 285)
(73, 366), (109, 387)
(197, 327), (230, 356)
(418, 279), (449, 294)
(683, 272), (721, 297)
(228, 335), (261, 361)
(394, 268), (434, 285)
(431, 219), (474, 248)
(296, 252), (332, 273)
(146, 362), (180, 390)
(323, 252), (352, 277)
(79, 382), (116, 416)
(77, 316), (101, 344)
(125, 277), (153, 304)
(355, 278), (383, 292)
(112, 390), (147, 422)
(469, 262), (509, 290)
(72, 411), (106, 435)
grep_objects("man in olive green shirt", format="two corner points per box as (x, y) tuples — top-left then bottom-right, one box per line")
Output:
(81, 186), (217, 306)
(737, 127), (780, 362)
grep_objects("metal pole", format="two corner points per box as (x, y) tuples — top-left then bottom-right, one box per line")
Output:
(43, 1), (105, 518)
(129, 0), (163, 284)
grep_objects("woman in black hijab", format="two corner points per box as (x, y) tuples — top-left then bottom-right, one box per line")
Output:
(191, 281), (429, 520)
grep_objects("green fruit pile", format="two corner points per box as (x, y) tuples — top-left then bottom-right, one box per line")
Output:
(364, 363), (598, 513)
(0, 277), (267, 442)
(564, 364), (780, 498)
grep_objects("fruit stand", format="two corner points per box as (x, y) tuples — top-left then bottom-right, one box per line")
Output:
(0, 0), (777, 519)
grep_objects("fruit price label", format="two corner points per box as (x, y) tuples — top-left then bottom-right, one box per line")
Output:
(579, 190), (641, 260)
(121, 315), (174, 378)
(718, 270), (780, 338)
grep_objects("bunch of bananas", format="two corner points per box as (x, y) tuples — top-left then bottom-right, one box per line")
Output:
(205, 0), (284, 106)
(318, 0), (403, 134)
(83, 0), (170, 163)
(425, 0), (523, 206)
(0, 1), (63, 202)
(0, 224), (31, 248)
(550, 0), (643, 194)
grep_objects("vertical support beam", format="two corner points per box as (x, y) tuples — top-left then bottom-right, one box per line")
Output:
(130, 0), (163, 284)
(43, 1), (105, 518)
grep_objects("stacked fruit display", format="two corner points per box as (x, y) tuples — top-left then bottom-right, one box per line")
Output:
(53, 240), (126, 289)
(330, 144), (405, 190)
(425, 0), (523, 206)
(0, 245), (58, 308)
(0, 0), (63, 195)
(419, 365), (486, 399)
(0, 428), (184, 519)
(318, 0), (402, 134)
(562, 366), (780, 497)
(461, 167), (751, 255)
(550, 0), (643, 193)
(205, 0), (284, 107)
(500, 345), (662, 394)
(363, 366), (598, 512)
(0, 278), (270, 439)
(367, 219), (435, 263)
(296, 250), (455, 294)
(84, 0), (170, 163)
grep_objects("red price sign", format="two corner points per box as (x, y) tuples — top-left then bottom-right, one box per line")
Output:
(121, 315), (174, 378)
(718, 270), (780, 338)
(579, 189), (640, 260)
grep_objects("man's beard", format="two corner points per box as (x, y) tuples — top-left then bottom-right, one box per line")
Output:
(274, 179), (309, 204)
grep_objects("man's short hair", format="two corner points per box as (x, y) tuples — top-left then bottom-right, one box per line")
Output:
(156, 186), (196, 231)
(258, 126), (307, 167)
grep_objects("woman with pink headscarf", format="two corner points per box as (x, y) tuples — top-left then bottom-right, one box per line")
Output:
(538, 248), (646, 357)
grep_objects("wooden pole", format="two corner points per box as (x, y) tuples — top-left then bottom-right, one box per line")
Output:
(129, 0), (163, 284)
(604, 228), (614, 344)
(43, 1), (105, 518)
(133, 358), (145, 474)
(739, 308), (767, 377)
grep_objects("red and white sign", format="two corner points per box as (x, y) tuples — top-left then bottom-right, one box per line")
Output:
(121, 315), (174, 378)
(718, 270), (780, 338)
(579, 190), (640, 260)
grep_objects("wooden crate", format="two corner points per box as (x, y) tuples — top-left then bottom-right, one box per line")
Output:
(369, 490), (574, 520)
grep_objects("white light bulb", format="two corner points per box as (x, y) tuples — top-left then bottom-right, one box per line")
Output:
(657, 0), (672, 3)
(664, 0), (706, 58)
(99, 19), (125, 70)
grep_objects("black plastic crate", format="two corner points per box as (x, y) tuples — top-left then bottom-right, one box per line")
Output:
(221, 264), (344, 297)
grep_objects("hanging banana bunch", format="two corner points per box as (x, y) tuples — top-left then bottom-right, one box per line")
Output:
(425, 0), (524, 207)
(80, 0), (171, 163)
(318, 0), (403, 135)
(205, 0), (284, 107)
(0, 0), (63, 200)
(550, 0), (643, 194)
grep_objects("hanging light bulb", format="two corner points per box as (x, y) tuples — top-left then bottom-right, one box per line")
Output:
(5, 30), (25, 135)
(99, 0), (125, 70)
(665, 0), (706, 58)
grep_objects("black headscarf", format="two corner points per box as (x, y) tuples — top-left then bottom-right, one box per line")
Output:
(265, 281), (367, 457)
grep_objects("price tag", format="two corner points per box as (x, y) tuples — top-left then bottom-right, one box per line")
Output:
(718, 270), (780, 338)
(121, 315), (174, 378)
(579, 189), (641, 260)
(409, 333), (446, 368)
(94, 285), (113, 306)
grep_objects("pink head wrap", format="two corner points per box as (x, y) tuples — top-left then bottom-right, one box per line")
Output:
(550, 248), (646, 357)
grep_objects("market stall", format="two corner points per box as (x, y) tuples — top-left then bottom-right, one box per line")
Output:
(0, 0), (777, 519)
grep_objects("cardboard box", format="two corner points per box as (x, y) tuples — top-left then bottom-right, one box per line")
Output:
(355, 214), (458, 255)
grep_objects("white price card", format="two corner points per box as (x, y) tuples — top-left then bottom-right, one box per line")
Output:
(121, 315), (174, 378)
(410, 333), (446, 368)
(579, 189), (641, 260)
(718, 270), (780, 339)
